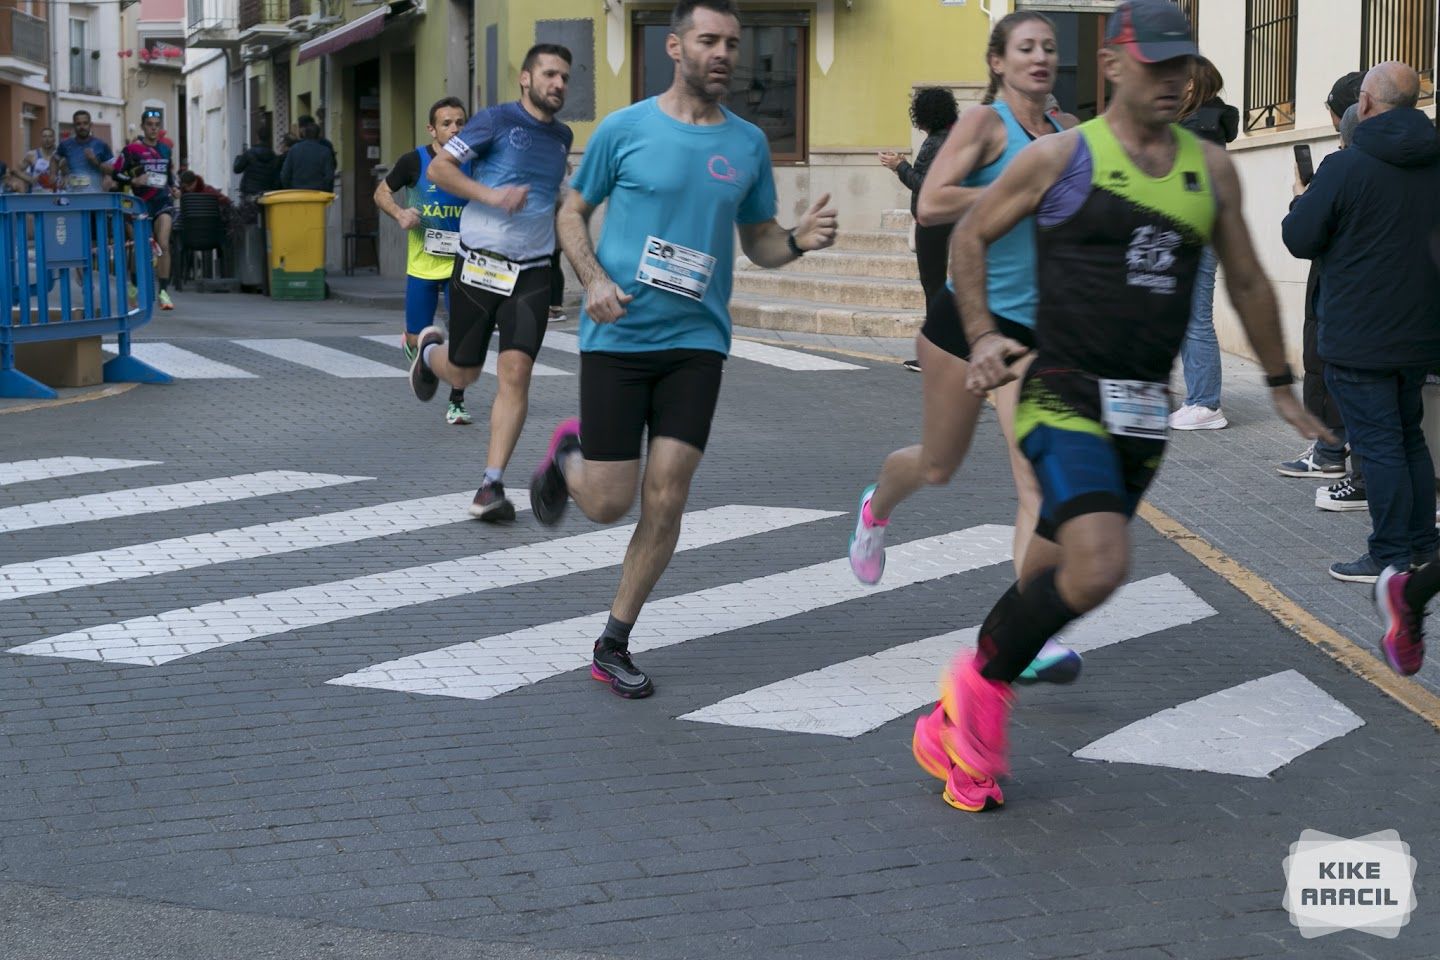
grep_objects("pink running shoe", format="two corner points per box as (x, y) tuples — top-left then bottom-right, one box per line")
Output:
(911, 703), (949, 781)
(943, 763), (1004, 812)
(939, 653), (1014, 780)
(1376, 565), (1425, 676)
(530, 417), (581, 526)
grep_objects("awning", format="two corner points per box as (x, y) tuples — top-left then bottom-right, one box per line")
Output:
(296, 6), (387, 65)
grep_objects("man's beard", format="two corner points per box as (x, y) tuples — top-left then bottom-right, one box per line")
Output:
(680, 54), (729, 103)
(526, 86), (561, 116)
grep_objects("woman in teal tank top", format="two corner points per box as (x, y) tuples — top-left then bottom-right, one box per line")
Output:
(849, 12), (1082, 689)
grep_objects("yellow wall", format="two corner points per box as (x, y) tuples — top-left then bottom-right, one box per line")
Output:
(480, 0), (991, 152)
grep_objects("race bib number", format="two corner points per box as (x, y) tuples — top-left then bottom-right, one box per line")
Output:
(1099, 379), (1169, 439)
(69, 175), (91, 188)
(144, 173), (168, 188)
(422, 229), (460, 257)
(459, 250), (519, 295)
(636, 235), (715, 302)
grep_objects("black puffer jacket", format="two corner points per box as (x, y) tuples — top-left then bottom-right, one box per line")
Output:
(1180, 97), (1239, 147)
(233, 144), (282, 196)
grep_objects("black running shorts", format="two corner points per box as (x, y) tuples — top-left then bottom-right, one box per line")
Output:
(920, 286), (1036, 361)
(580, 349), (725, 461)
(446, 257), (550, 367)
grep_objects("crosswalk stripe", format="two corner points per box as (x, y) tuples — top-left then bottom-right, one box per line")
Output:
(0, 457), (160, 487)
(9, 505), (836, 666)
(541, 331), (581, 354)
(327, 524), (1013, 702)
(359, 336), (571, 377)
(0, 470), (369, 535)
(231, 339), (406, 378)
(680, 574), (1217, 738)
(103, 342), (258, 379)
(0, 491), (499, 603)
(1073, 670), (1364, 778)
(542, 331), (859, 371)
(727, 340), (865, 371)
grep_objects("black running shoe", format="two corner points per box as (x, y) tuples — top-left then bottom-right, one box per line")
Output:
(591, 637), (653, 698)
(530, 417), (580, 526)
(409, 325), (444, 402)
(469, 480), (516, 522)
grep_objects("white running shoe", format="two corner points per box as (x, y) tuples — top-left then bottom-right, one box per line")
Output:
(1168, 404), (1227, 430)
(848, 483), (887, 585)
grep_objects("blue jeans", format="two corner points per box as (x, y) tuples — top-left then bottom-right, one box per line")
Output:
(1179, 247), (1221, 409)
(1324, 363), (1438, 566)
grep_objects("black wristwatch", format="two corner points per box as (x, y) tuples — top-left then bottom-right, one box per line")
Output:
(1265, 366), (1295, 388)
(786, 231), (805, 258)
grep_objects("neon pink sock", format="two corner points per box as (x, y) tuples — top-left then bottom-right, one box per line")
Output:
(862, 497), (889, 528)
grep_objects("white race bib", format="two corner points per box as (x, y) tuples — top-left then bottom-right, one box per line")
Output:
(144, 173), (168, 188)
(635, 235), (716, 302)
(69, 175), (91, 188)
(1099, 379), (1169, 439)
(422, 229), (460, 257)
(459, 250), (519, 295)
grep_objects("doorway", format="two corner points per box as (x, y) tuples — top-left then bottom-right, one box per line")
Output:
(1048, 12), (1106, 120)
(351, 58), (382, 271)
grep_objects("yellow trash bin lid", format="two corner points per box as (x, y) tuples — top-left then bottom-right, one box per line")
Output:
(258, 190), (335, 205)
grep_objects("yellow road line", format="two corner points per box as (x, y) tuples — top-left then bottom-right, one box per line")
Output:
(0, 383), (139, 417)
(1138, 500), (1440, 732)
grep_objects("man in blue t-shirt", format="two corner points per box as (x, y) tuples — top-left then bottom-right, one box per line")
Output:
(528, 0), (838, 700)
(54, 110), (114, 193)
(418, 43), (574, 523)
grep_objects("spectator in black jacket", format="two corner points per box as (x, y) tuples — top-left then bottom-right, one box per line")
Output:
(1282, 61), (1440, 584)
(1278, 71), (1365, 485)
(879, 87), (958, 373)
(233, 125), (282, 197)
(1169, 56), (1240, 431)
(279, 123), (336, 192)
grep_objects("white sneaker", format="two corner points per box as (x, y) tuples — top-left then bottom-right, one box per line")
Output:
(1168, 404), (1228, 430)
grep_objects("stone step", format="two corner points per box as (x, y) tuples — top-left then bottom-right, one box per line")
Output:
(832, 229), (913, 256)
(731, 269), (926, 311)
(880, 208), (915, 231)
(731, 293), (922, 339)
(738, 249), (919, 282)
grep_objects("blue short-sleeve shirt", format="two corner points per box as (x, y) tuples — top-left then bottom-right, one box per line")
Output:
(571, 98), (777, 355)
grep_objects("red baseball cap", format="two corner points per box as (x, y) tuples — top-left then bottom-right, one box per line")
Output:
(1105, 0), (1198, 64)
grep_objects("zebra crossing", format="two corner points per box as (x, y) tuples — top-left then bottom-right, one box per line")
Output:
(99, 334), (866, 382)
(0, 456), (1367, 778)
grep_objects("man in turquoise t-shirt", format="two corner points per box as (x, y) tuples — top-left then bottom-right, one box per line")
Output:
(529, 0), (838, 700)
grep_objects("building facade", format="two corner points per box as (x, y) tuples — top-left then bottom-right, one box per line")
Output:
(54, 0), (126, 145)
(0, 0), (51, 172)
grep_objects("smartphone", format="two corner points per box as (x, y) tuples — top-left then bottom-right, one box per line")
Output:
(1293, 144), (1314, 186)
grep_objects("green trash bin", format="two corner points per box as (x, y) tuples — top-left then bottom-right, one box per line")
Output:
(259, 190), (334, 300)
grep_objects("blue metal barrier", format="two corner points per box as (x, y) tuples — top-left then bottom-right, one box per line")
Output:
(0, 193), (172, 399)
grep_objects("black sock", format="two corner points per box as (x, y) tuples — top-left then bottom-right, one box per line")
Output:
(158, 277), (170, 292)
(448, 387), (464, 403)
(599, 614), (634, 647)
(1403, 561), (1440, 611)
(978, 569), (1080, 683)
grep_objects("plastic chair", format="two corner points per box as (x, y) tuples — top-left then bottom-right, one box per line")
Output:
(343, 217), (379, 275)
(176, 193), (229, 289)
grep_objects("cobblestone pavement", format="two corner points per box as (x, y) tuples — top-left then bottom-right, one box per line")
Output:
(1, 296), (1436, 959)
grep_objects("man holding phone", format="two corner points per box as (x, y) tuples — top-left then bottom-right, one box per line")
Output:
(1282, 62), (1440, 584)
(1277, 72), (1364, 491)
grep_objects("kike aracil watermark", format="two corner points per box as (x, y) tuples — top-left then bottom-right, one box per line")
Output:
(1282, 829), (1417, 938)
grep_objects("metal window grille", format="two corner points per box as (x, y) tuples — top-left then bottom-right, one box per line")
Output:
(1244, 0), (1297, 131)
(1361, 0), (1436, 104)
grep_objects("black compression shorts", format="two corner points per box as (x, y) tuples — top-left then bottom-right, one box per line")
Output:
(446, 257), (550, 367)
(920, 286), (1036, 361)
(579, 349), (725, 461)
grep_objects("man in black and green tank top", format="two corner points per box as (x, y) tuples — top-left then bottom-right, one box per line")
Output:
(914, 0), (1332, 813)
